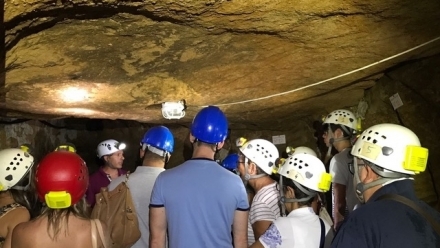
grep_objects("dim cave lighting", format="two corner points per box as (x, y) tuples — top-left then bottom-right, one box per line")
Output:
(60, 87), (89, 102)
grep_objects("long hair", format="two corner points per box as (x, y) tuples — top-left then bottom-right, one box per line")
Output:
(40, 198), (90, 240)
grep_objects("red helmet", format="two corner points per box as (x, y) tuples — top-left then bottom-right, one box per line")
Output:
(35, 151), (89, 209)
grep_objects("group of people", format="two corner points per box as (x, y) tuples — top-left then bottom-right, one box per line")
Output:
(0, 105), (439, 248)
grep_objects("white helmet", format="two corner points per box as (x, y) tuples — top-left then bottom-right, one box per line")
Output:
(323, 109), (358, 134)
(351, 123), (428, 175)
(97, 139), (126, 158)
(240, 139), (279, 175)
(279, 153), (331, 192)
(0, 148), (35, 191)
(290, 146), (318, 157)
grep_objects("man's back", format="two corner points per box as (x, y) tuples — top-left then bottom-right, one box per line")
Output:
(332, 180), (440, 248)
(109, 166), (164, 248)
(150, 158), (249, 248)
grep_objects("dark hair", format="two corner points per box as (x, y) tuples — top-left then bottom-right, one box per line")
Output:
(323, 123), (352, 138)
(282, 175), (316, 207)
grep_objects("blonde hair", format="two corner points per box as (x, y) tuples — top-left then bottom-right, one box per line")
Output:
(41, 198), (90, 240)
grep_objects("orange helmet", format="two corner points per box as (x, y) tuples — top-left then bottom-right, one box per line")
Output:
(35, 151), (89, 209)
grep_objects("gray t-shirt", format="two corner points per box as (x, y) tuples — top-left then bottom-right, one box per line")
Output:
(329, 148), (360, 214)
(108, 166), (165, 248)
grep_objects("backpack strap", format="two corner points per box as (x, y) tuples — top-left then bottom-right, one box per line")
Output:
(319, 218), (325, 248)
(124, 171), (131, 183)
(377, 194), (440, 236)
(91, 219), (97, 248)
(91, 219), (108, 248)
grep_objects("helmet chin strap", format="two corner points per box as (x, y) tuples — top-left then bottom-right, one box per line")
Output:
(279, 180), (316, 215)
(244, 157), (266, 181)
(353, 159), (410, 203)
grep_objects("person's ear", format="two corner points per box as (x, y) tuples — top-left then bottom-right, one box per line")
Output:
(285, 186), (295, 198)
(217, 141), (225, 150)
(335, 128), (344, 138)
(189, 134), (196, 143)
(249, 162), (258, 175)
(363, 166), (380, 183)
(139, 148), (145, 159)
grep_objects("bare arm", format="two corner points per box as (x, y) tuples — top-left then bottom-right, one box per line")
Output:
(249, 240), (265, 248)
(252, 220), (273, 241)
(4, 208), (30, 248)
(149, 207), (167, 248)
(333, 183), (347, 230)
(232, 210), (248, 248)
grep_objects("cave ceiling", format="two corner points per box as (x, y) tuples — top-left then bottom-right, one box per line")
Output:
(2, 0), (440, 130)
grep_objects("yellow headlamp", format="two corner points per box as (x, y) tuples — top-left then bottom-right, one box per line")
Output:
(55, 145), (76, 153)
(403, 146), (428, 174)
(45, 191), (72, 209)
(318, 173), (332, 192)
(236, 137), (248, 148)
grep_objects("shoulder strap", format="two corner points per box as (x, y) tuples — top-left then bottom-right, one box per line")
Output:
(91, 219), (108, 248)
(95, 219), (108, 248)
(377, 194), (440, 235)
(124, 171), (131, 183)
(91, 219), (97, 248)
(0, 203), (23, 219)
(319, 218), (325, 248)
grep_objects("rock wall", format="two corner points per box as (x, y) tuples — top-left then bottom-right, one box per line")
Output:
(360, 54), (440, 207)
(0, 117), (317, 174)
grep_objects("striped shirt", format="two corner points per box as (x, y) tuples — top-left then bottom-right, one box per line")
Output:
(248, 182), (281, 245)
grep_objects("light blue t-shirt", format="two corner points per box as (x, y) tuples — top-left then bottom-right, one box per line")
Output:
(150, 158), (249, 248)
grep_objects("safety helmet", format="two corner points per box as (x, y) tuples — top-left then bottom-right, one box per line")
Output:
(0, 148), (34, 191)
(141, 126), (174, 153)
(323, 109), (358, 134)
(97, 139), (126, 158)
(351, 123), (428, 175)
(222, 153), (239, 171)
(289, 146), (318, 157)
(279, 153), (331, 192)
(240, 139), (279, 175)
(190, 106), (228, 144)
(35, 151), (89, 209)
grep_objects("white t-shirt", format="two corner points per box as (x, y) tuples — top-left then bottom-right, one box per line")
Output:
(248, 182), (281, 245)
(329, 148), (360, 214)
(259, 207), (333, 248)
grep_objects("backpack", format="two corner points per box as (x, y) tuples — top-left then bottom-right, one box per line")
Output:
(91, 173), (141, 248)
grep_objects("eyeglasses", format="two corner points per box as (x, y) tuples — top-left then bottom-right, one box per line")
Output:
(349, 159), (367, 175)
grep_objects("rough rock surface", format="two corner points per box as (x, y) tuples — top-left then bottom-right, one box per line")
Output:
(2, 0), (440, 129)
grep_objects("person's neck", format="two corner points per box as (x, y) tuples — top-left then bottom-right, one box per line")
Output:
(192, 145), (215, 160)
(333, 140), (351, 152)
(142, 159), (165, 168)
(249, 176), (275, 192)
(363, 184), (383, 202)
(102, 165), (118, 175)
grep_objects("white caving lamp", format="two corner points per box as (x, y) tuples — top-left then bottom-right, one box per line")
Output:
(162, 100), (186, 120)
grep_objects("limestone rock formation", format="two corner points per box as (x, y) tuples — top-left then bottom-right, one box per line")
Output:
(2, 0), (440, 130)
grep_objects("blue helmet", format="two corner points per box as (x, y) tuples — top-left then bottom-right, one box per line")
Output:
(141, 126), (174, 153)
(222, 153), (239, 171)
(191, 106), (228, 144)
